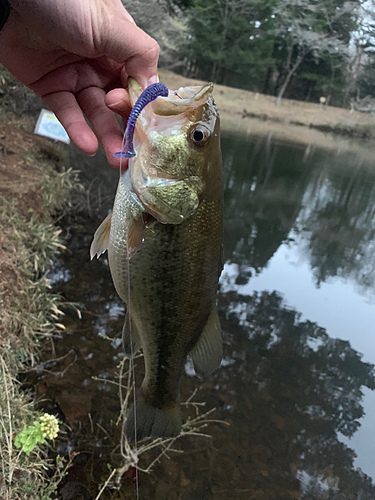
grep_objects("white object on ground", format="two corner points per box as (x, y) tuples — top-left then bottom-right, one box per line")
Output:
(34, 109), (70, 144)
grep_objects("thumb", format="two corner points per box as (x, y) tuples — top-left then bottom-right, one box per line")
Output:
(98, 11), (160, 89)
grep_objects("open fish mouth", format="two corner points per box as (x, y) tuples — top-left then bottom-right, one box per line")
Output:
(126, 78), (217, 151)
(128, 79), (215, 129)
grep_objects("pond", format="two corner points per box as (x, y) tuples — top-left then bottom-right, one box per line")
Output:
(33, 128), (375, 499)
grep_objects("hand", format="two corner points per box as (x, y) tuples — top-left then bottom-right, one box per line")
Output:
(0, 0), (159, 167)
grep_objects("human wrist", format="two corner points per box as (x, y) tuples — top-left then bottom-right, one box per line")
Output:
(0, 0), (10, 32)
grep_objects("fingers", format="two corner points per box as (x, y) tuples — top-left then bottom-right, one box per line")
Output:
(42, 91), (98, 155)
(77, 86), (128, 168)
(105, 88), (131, 117)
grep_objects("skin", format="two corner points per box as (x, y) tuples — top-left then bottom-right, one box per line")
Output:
(0, 0), (160, 167)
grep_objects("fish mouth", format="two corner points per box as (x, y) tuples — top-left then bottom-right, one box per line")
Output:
(126, 78), (217, 155)
(128, 78), (214, 118)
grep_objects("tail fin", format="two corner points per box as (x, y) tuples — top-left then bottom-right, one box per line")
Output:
(125, 390), (182, 442)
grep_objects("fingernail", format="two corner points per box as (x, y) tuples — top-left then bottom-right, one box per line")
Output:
(148, 74), (159, 86)
(88, 152), (96, 157)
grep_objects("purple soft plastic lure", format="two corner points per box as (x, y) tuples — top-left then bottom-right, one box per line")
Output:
(114, 82), (169, 159)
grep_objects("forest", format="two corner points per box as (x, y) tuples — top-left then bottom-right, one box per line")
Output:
(123, 0), (375, 108)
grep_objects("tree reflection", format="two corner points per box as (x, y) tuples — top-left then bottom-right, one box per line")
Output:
(222, 132), (313, 273)
(201, 288), (375, 499)
(297, 162), (375, 290)
(222, 131), (375, 292)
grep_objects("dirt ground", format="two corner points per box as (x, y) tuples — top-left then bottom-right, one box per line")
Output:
(0, 121), (44, 344)
(0, 116), (70, 348)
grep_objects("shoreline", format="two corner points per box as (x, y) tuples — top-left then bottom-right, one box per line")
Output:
(159, 69), (375, 143)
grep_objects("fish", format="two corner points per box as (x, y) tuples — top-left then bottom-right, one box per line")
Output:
(90, 78), (223, 441)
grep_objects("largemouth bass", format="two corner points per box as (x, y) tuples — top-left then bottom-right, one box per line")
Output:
(91, 79), (223, 441)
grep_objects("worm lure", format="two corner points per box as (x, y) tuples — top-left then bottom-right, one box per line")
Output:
(114, 82), (169, 159)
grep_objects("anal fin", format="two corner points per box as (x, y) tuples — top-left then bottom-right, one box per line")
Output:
(90, 212), (112, 260)
(190, 306), (222, 377)
(122, 313), (141, 359)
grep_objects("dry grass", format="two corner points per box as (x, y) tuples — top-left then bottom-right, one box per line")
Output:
(92, 354), (229, 499)
(0, 115), (79, 499)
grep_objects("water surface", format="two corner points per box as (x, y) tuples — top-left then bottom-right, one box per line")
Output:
(34, 130), (375, 499)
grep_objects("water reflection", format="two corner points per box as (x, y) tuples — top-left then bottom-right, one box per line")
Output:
(297, 162), (375, 291)
(223, 132), (375, 294)
(217, 289), (375, 499)
(31, 132), (375, 498)
(222, 132), (312, 274)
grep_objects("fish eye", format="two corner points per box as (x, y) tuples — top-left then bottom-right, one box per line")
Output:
(193, 130), (204, 141)
(190, 126), (210, 147)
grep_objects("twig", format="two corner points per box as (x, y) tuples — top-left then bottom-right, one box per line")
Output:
(1, 358), (13, 483)
(88, 413), (94, 435)
(96, 423), (115, 444)
(94, 467), (117, 500)
(26, 349), (76, 374)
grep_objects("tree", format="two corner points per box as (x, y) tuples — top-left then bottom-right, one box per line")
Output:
(180, 0), (277, 90)
(271, 0), (349, 105)
(350, 1), (375, 102)
(122, 0), (188, 69)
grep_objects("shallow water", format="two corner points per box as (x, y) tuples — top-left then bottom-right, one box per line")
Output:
(32, 130), (375, 499)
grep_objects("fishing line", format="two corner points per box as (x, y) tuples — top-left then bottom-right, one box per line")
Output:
(127, 257), (140, 500)
(114, 82), (170, 499)
(120, 128), (140, 500)
(117, 123), (140, 498)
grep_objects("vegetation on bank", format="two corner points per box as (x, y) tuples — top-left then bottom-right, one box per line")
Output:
(0, 110), (78, 499)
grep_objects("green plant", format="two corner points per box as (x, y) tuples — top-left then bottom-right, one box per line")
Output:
(14, 414), (60, 456)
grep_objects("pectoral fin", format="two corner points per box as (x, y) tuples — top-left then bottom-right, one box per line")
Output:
(190, 306), (222, 377)
(127, 216), (145, 260)
(122, 313), (141, 359)
(90, 212), (112, 260)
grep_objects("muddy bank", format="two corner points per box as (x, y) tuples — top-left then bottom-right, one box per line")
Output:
(159, 69), (375, 141)
(242, 109), (374, 140)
